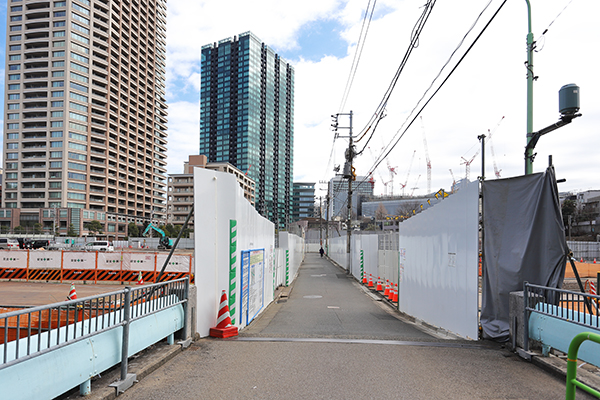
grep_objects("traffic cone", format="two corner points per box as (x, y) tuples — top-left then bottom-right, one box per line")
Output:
(67, 283), (77, 300)
(595, 258), (597, 264)
(393, 284), (398, 302)
(368, 274), (374, 287)
(209, 290), (238, 338)
(376, 277), (383, 291)
(384, 280), (390, 297)
(137, 271), (144, 285)
(387, 284), (394, 301)
(581, 257), (584, 263)
(362, 272), (368, 284)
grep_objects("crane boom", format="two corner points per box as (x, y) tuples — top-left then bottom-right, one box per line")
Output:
(400, 150), (416, 196)
(420, 116), (432, 194)
(410, 174), (421, 197)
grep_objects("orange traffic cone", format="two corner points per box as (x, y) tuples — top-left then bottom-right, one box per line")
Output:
(387, 283), (394, 301)
(368, 274), (374, 287)
(384, 280), (390, 297)
(595, 258), (597, 264)
(581, 257), (584, 263)
(67, 283), (77, 300)
(209, 290), (238, 338)
(393, 284), (398, 302)
(376, 277), (383, 291)
(362, 273), (368, 284)
(137, 271), (144, 285)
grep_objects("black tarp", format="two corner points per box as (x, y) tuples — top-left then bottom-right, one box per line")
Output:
(481, 167), (567, 340)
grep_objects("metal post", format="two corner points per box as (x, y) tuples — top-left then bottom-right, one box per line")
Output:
(319, 196), (323, 247)
(523, 281), (529, 352)
(326, 193), (330, 255)
(347, 111), (353, 275)
(524, 0), (535, 174)
(120, 287), (131, 381)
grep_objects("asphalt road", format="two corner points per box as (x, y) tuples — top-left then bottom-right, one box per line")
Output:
(118, 253), (592, 399)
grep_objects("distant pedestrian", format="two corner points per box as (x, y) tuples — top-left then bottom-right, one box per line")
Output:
(319, 247), (324, 258)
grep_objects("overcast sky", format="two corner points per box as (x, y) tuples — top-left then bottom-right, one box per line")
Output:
(1, 0), (598, 198)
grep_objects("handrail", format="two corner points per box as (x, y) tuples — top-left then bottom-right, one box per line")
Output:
(566, 332), (600, 399)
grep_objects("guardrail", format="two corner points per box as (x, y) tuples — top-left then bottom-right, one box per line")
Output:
(524, 282), (599, 352)
(0, 277), (189, 398)
(566, 332), (600, 399)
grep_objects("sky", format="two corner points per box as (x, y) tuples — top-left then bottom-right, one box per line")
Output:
(1, 0), (599, 200)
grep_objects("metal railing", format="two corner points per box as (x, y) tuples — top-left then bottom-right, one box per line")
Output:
(524, 282), (599, 352)
(0, 277), (189, 371)
(566, 332), (600, 399)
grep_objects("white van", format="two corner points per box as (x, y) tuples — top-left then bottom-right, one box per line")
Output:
(84, 241), (114, 252)
(0, 238), (19, 249)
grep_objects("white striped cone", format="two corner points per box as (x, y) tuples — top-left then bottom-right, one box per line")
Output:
(216, 290), (233, 329)
(67, 283), (77, 300)
(590, 281), (597, 295)
(137, 271), (144, 285)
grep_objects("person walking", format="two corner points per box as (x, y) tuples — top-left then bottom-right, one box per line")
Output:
(319, 247), (324, 258)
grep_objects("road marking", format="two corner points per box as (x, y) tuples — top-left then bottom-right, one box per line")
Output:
(310, 274), (326, 277)
(303, 295), (322, 299)
(327, 306), (340, 309)
(231, 337), (485, 349)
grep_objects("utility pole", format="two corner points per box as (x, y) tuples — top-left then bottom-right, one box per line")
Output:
(332, 111), (356, 275)
(524, 0), (534, 175)
(319, 196), (323, 247)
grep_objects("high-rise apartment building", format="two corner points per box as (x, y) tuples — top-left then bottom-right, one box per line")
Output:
(292, 182), (315, 222)
(2, 0), (168, 235)
(200, 32), (294, 229)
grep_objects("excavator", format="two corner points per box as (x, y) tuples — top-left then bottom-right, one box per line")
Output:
(142, 222), (173, 250)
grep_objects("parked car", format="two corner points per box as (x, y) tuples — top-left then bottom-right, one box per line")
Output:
(30, 239), (50, 249)
(84, 241), (114, 252)
(0, 238), (20, 249)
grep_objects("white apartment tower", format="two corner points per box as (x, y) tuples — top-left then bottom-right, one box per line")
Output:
(3, 0), (168, 223)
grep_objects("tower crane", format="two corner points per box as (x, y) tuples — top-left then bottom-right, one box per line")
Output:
(461, 147), (479, 181)
(488, 116), (505, 179)
(387, 161), (398, 196)
(368, 146), (388, 195)
(400, 150), (417, 196)
(449, 169), (456, 193)
(410, 174), (421, 197)
(420, 116), (432, 194)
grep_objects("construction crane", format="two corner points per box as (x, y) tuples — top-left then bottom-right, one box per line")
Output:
(410, 174), (421, 197)
(400, 150), (417, 196)
(420, 116), (432, 194)
(368, 146), (388, 195)
(488, 116), (505, 179)
(449, 169), (456, 193)
(387, 161), (398, 196)
(461, 148), (479, 181)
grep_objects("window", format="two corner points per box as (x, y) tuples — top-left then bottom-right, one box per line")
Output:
(51, 91), (64, 97)
(8, 84), (20, 90)
(69, 112), (87, 122)
(70, 32), (89, 45)
(52, 71), (64, 77)
(49, 192), (62, 198)
(67, 203), (85, 209)
(7, 113), (19, 120)
(68, 172), (86, 180)
(52, 60), (65, 67)
(6, 163), (18, 169)
(70, 52), (88, 63)
(54, 11), (66, 17)
(49, 182), (62, 188)
(10, 16), (23, 22)
(71, 22), (89, 35)
(71, 42), (88, 54)
(6, 203), (17, 209)
(7, 123), (19, 129)
(51, 101), (64, 107)
(8, 74), (20, 80)
(68, 142), (86, 151)
(70, 82), (88, 92)
(5, 173), (18, 179)
(53, 21), (66, 27)
(50, 161), (63, 168)
(9, 45), (21, 51)
(49, 171), (62, 178)
(68, 152), (86, 161)
(51, 141), (63, 147)
(9, 64), (20, 70)
(7, 143), (18, 149)
(70, 92), (87, 102)
(51, 131), (63, 137)
(69, 102), (87, 112)
(8, 94), (20, 100)
(52, 51), (65, 57)
(9, 55), (21, 61)
(51, 111), (64, 117)
(6, 153), (18, 159)
(53, 31), (65, 37)
(69, 132), (86, 141)
(52, 81), (64, 87)
(54, 1), (66, 6)
(7, 133), (19, 139)
(10, 35), (21, 41)
(68, 182), (86, 190)
(53, 41), (65, 47)
(72, 3), (89, 15)
(70, 62), (88, 73)
(70, 72), (88, 83)
(68, 162), (86, 171)
(7, 104), (19, 110)
(50, 151), (63, 158)
(10, 6), (22, 12)
(10, 26), (22, 32)
(71, 12), (89, 25)
(51, 121), (63, 127)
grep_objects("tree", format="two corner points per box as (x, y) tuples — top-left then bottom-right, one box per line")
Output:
(127, 222), (140, 237)
(34, 223), (43, 234)
(375, 203), (388, 221)
(14, 226), (25, 234)
(396, 201), (420, 218)
(85, 220), (104, 236)
(67, 224), (77, 237)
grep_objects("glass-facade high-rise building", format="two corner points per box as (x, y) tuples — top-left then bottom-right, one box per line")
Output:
(2, 0), (168, 237)
(200, 32), (294, 228)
